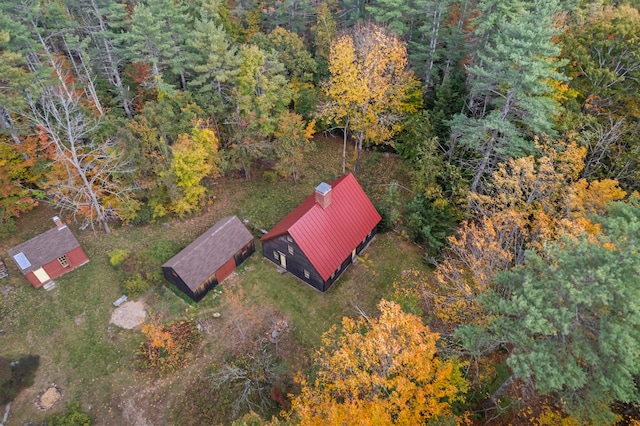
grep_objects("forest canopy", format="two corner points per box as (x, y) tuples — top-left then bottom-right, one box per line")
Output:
(1, 0), (639, 423)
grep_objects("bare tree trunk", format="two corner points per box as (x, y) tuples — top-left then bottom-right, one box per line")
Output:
(470, 91), (514, 193)
(342, 118), (349, 174)
(0, 109), (29, 159)
(25, 88), (133, 234)
(34, 31), (74, 101)
(60, 34), (104, 115)
(354, 129), (365, 173)
(423, 1), (445, 91)
(88, 0), (133, 118)
(470, 131), (496, 193)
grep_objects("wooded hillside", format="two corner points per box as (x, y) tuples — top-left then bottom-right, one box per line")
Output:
(1, 0), (639, 424)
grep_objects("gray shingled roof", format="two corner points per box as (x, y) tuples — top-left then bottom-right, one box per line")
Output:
(7, 225), (82, 274)
(162, 216), (253, 290)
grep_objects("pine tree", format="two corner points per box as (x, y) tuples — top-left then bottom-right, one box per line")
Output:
(449, 0), (566, 192)
(482, 197), (640, 424)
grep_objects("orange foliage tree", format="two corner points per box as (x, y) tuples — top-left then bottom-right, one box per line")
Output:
(403, 139), (626, 329)
(289, 300), (468, 425)
(137, 316), (201, 373)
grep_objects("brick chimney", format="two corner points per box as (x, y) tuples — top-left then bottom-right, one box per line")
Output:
(315, 182), (332, 209)
(52, 216), (66, 230)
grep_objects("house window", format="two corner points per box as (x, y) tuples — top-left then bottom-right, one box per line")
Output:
(58, 255), (69, 268)
(273, 251), (279, 260)
(286, 235), (293, 243)
(331, 271), (336, 279)
(288, 245), (294, 255)
(304, 269), (310, 279)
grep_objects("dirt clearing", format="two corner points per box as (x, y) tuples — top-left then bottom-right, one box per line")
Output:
(109, 301), (147, 329)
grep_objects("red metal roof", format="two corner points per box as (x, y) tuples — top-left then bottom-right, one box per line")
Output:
(261, 174), (381, 281)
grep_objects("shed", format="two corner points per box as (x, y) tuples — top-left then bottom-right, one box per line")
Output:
(7, 216), (89, 288)
(261, 173), (381, 292)
(162, 216), (255, 302)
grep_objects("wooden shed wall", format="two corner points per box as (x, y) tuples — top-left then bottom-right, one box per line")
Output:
(164, 240), (255, 302)
(162, 266), (198, 300)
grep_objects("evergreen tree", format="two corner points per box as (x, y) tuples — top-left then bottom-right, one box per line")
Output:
(187, 0), (239, 112)
(124, 0), (193, 90)
(481, 197), (640, 424)
(449, 0), (565, 192)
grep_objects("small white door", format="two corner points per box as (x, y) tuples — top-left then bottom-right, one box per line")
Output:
(352, 249), (357, 262)
(33, 267), (51, 284)
(278, 252), (287, 269)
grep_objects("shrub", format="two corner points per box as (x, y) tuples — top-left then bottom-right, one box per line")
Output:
(262, 170), (278, 183)
(123, 273), (150, 296)
(132, 203), (154, 225)
(49, 402), (92, 426)
(146, 240), (180, 265)
(108, 248), (130, 267)
(137, 318), (201, 373)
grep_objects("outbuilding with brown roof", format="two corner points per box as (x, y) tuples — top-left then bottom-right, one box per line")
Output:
(162, 216), (255, 301)
(7, 216), (89, 289)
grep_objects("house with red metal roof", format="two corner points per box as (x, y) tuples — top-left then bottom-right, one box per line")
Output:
(162, 216), (255, 302)
(7, 216), (89, 289)
(261, 173), (381, 292)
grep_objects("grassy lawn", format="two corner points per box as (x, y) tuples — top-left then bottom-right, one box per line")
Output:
(0, 136), (427, 424)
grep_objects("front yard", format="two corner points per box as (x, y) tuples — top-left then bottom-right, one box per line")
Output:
(0, 136), (427, 425)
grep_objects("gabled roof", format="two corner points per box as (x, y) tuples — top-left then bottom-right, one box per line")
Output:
(7, 224), (82, 274)
(163, 216), (253, 291)
(261, 173), (381, 281)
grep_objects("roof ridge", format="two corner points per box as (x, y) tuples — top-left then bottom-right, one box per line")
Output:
(167, 216), (236, 267)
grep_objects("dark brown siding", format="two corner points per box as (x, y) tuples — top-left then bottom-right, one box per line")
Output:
(262, 227), (377, 292)
(234, 241), (255, 266)
(193, 273), (218, 302)
(262, 234), (325, 291)
(162, 266), (197, 300)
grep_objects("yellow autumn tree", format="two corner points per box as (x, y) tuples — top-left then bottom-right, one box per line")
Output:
(168, 123), (220, 217)
(289, 300), (468, 425)
(410, 139), (627, 328)
(319, 22), (419, 173)
(273, 111), (315, 182)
